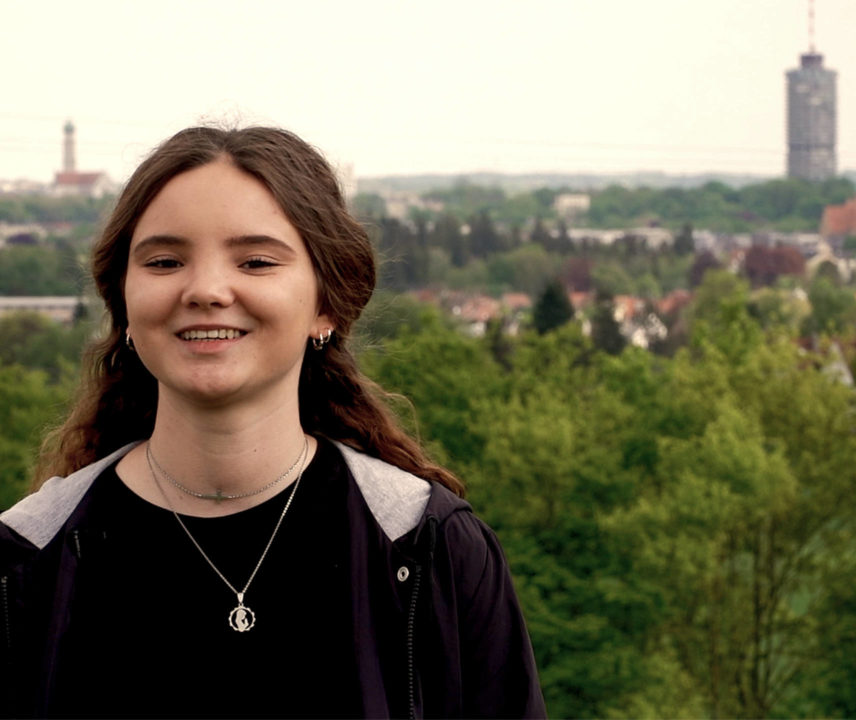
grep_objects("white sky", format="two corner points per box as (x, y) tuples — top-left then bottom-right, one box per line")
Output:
(2, 0), (854, 183)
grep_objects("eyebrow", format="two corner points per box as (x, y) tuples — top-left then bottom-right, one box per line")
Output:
(225, 235), (296, 255)
(132, 234), (297, 258)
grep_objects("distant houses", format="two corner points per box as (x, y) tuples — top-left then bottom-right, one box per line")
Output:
(0, 296), (82, 324)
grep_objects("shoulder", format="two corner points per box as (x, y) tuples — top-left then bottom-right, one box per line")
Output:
(333, 441), (475, 543)
(334, 442), (497, 589)
(430, 494), (509, 601)
(334, 441), (440, 541)
(0, 442), (140, 551)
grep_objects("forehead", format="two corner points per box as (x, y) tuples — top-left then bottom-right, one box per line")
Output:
(131, 160), (297, 244)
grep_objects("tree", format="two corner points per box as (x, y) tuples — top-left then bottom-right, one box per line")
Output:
(0, 244), (83, 295)
(494, 244), (560, 296)
(356, 306), (856, 718)
(0, 365), (71, 510)
(612, 335), (856, 717)
(688, 270), (761, 362)
(0, 311), (91, 381)
(561, 256), (593, 292)
(591, 261), (634, 299)
(743, 245), (805, 288)
(468, 209), (504, 258)
(802, 276), (856, 336)
(673, 223), (695, 255)
(747, 287), (810, 333)
(532, 279), (573, 335)
(432, 213), (468, 268)
(688, 250), (722, 288)
(350, 192), (386, 220)
(529, 218), (550, 248)
(590, 289), (626, 355)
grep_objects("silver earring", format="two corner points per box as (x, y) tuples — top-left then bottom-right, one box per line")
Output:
(312, 328), (333, 351)
(125, 330), (136, 352)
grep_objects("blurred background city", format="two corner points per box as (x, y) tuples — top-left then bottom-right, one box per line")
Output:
(2, 1), (856, 717)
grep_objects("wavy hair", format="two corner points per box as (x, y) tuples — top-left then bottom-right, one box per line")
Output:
(36, 126), (464, 496)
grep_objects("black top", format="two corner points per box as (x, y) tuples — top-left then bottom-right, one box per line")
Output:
(50, 438), (361, 719)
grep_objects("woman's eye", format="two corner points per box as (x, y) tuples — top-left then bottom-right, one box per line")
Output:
(144, 257), (181, 269)
(241, 257), (278, 269)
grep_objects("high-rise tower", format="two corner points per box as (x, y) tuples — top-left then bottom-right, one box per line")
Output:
(786, 2), (837, 180)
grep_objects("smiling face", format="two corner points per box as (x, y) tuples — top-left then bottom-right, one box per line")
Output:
(124, 158), (331, 410)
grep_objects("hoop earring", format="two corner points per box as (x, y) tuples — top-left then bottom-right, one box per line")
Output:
(125, 330), (136, 352)
(312, 328), (333, 351)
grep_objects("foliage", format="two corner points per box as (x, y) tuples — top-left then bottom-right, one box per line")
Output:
(802, 277), (856, 336)
(0, 311), (93, 381)
(353, 290), (452, 350)
(0, 241), (86, 295)
(486, 244), (561, 297)
(0, 364), (72, 509)
(0, 194), (114, 224)
(742, 245), (805, 288)
(585, 177), (854, 232)
(350, 192), (386, 220)
(590, 290), (626, 356)
(421, 180), (556, 226)
(532, 279), (574, 335)
(358, 290), (856, 718)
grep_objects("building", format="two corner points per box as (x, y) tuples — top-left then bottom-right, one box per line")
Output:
(821, 196), (856, 239)
(786, 52), (837, 180)
(51, 121), (115, 198)
(0, 296), (82, 324)
(553, 193), (590, 219)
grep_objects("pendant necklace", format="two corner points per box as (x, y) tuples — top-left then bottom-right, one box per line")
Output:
(145, 436), (309, 632)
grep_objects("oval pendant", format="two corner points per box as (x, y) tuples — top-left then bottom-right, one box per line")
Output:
(229, 603), (256, 632)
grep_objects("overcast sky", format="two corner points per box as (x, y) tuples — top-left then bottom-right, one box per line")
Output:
(2, 0), (854, 183)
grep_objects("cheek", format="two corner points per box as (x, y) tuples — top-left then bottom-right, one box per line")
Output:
(124, 280), (171, 329)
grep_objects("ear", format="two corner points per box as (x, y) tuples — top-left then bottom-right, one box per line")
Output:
(310, 314), (334, 339)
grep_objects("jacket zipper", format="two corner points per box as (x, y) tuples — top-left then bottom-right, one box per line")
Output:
(1, 575), (10, 664)
(406, 565), (422, 720)
(406, 517), (436, 720)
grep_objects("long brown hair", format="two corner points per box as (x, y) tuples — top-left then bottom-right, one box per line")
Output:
(36, 126), (464, 496)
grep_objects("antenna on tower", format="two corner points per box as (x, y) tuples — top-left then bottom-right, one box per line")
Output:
(808, 0), (816, 53)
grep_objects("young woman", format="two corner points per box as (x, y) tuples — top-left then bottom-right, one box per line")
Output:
(0, 127), (545, 719)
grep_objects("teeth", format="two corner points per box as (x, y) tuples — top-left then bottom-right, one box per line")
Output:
(180, 329), (244, 340)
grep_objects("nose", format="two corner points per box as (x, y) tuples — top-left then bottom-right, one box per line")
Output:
(180, 262), (236, 309)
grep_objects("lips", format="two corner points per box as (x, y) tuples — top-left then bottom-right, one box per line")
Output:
(178, 328), (247, 340)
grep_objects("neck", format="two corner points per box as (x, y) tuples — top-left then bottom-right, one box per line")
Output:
(146, 387), (311, 506)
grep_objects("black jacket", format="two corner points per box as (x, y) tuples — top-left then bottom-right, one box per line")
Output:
(1, 442), (546, 718)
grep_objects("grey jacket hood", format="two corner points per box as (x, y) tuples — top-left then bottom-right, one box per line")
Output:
(1, 441), (432, 551)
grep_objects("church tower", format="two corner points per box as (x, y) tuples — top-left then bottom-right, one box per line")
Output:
(63, 120), (76, 173)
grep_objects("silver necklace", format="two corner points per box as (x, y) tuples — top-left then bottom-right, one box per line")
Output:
(145, 436), (308, 632)
(147, 441), (305, 502)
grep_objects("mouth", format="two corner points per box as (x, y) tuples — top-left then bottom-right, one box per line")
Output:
(178, 328), (248, 341)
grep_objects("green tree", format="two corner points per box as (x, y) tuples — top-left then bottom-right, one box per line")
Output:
(0, 365), (71, 509)
(688, 270), (761, 362)
(432, 213), (468, 268)
(532, 279), (573, 335)
(0, 311), (92, 381)
(0, 244), (83, 295)
(673, 222), (694, 255)
(802, 277), (856, 335)
(350, 192), (386, 220)
(591, 261), (634, 298)
(590, 289), (626, 355)
(468, 209), (504, 258)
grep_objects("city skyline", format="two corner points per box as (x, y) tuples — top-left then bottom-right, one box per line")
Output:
(2, 0), (855, 184)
